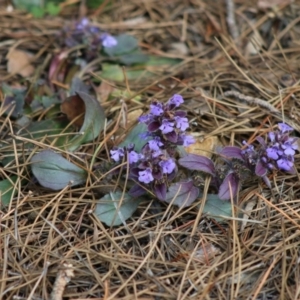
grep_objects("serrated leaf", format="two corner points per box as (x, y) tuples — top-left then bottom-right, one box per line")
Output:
(31, 150), (87, 190)
(201, 194), (232, 222)
(94, 191), (141, 226)
(104, 34), (138, 56)
(0, 176), (19, 206)
(67, 92), (105, 151)
(165, 180), (199, 207)
(118, 123), (149, 152)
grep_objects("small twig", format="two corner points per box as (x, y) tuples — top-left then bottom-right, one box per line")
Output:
(223, 90), (279, 114)
(50, 263), (74, 300)
(225, 0), (239, 40)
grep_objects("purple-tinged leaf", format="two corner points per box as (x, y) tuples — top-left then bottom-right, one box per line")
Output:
(178, 154), (216, 176)
(148, 121), (160, 132)
(220, 146), (244, 160)
(165, 180), (199, 207)
(174, 110), (187, 117)
(256, 136), (266, 147)
(128, 184), (146, 198)
(255, 161), (267, 177)
(262, 175), (271, 189)
(218, 173), (239, 200)
(154, 183), (167, 201)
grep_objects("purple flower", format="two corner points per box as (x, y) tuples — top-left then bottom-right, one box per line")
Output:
(140, 131), (152, 140)
(266, 146), (282, 160)
(76, 18), (89, 30)
(277, 157), (294, 171)
(282, 139), (298, 156)
(181, 135), (195, 147)
(129, 151), (140, 164)
(268, 132), (275, 142)
(168, 94), (184, 107)
(175, 116), (189, 131)
(138, 115), (150, 123)
(152, 150), (162, 158)
(278, 123), (293, 133)
(159, 119), (174, 134)
(148, 138), (164, 151)
(159, 159), (176, 174)
(101, 34), (118, 48)
(110, 148), (125, 162)
(150, 102), (164, 116)
(138, 168), (154, 184)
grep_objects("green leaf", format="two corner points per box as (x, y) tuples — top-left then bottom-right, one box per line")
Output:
(104, 34), (138, 56)
(119, 50), (149, 65)
(45, 2), (60, 15)
(0, 176), (19, 206)
(201, 194), (232, 222)
(101, 64), (146, 82)
(118, 123), (149, 152)
(1, 83), (26, 118)
(31, 150), (87, 190)
(94, 191), (141, 226)
(30, 6), (45, 18)
(67, 92), (105, 151)
(18, 118), (71, 147)
(146, 55), (181, 66)
(101, 55), (181, 82)
(87, 0), (110, 8)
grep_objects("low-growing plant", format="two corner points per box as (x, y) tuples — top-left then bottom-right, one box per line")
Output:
(106, 95), (299, 219)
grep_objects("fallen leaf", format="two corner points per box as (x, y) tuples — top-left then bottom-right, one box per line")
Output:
(6, 49), (34, 77)
(66, 92), (106, 151)
(258, 0), (292, 9)
(186, 135), (222, 158)
(61, 94), (85, 127)
(127, 109), (143, 127)
(96, 81), (115, 102)
(193, 243), (220, 263)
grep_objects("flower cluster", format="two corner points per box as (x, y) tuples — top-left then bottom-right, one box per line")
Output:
(138, 94), (195, 147)
(110, 95), (195, 200)
(242, 123), (298, 178)
(62, 18), (117, 49)
(178, 123), (298, 200)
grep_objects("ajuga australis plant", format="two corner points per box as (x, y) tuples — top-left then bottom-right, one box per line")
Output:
(179, 122), (298, 201)
(110, 95), (299, 206)
(110, 94), (196, 203)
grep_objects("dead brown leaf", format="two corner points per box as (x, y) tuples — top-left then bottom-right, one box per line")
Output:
(186, 135), (222, 158)
(6, 49), (34, 77)
(96, 81), (115, 102)
(60, 94), (85, 127)
(258, 0), (292, 9)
